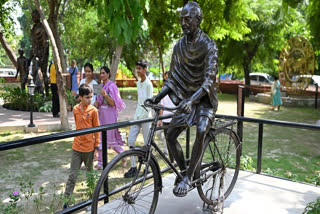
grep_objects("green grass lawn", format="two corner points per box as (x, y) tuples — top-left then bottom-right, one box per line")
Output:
(1, 92), (320, 212)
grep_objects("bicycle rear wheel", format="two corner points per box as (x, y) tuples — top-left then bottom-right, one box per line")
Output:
(195, 127), (241, 206)
(91, 149), (161, 214)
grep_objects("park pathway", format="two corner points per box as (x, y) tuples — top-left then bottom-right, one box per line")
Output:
(0, 99), (137, 132)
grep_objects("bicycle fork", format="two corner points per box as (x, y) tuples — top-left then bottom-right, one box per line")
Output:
(127, 109), (161, 201)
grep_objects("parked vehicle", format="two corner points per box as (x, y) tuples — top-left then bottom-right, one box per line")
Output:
(249, 73), (274, 86)
(0, 68), (16, 77)
(292, 75), (320, 90)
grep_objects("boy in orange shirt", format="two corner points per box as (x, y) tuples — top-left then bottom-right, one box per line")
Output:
(64, 84), (100, 209)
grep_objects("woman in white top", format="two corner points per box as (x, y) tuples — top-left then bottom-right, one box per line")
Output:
(78, 62), (98, 105)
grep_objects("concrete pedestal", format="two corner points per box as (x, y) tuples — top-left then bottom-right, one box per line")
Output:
(24, 125), (38, 133)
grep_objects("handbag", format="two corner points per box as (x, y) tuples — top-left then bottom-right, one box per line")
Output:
(103, 92), (112, 105)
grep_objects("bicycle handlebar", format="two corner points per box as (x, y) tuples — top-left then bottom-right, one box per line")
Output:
(144, 99), (179, 112)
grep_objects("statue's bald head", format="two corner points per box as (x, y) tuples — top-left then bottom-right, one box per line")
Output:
(18, 48), (24, 56)
(32, 10), (40, 23)
(181, 1), (202, 25)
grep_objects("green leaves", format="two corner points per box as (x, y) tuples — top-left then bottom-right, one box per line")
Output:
(97, 0), (145, 45)
(307, 0), (320, 52)
(201, 0), (258, 42)
(0, 0), (19, 35)
(113, 0), (122, 11)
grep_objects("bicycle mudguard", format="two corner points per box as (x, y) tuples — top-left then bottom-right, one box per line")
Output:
(130, 146), (163, 193)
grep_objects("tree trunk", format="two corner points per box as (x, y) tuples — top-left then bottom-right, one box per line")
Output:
(0, 29), (17, 68)
(156, 42), (165, 78)
(48, 20), (68, 73)
(244, 63), (250, 86)
(217, 75), (221, 93)
(48, 0), (68, 73)
(110, 44), (124, 82)
(34, 0), (69, 130)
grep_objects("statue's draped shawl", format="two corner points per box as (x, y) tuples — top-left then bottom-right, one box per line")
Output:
(165, 30), (218, 126)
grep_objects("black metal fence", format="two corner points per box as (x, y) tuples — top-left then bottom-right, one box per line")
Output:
(1, 114), (320, 213)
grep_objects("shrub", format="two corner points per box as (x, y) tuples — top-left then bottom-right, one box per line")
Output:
(39, 102), (52, 112)
(0, 174), (98, 213)
(85, 170), (99, 199)
(303, 197), (320, 214)
(0, 192), (21, 214)
(0, 86), (47, 111)
(240, 155), (256, 171)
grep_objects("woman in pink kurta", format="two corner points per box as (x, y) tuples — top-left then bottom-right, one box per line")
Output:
(94, 66), (126, 169)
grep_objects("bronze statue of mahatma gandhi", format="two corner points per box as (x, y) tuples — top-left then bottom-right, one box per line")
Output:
(30, 9), (49, 97)
(150, 1), (218, 197)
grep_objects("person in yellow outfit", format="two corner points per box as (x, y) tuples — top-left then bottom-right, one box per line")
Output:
(49, 60), (60, 118)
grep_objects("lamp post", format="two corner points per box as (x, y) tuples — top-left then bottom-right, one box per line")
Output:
(27, 78), (35, 127)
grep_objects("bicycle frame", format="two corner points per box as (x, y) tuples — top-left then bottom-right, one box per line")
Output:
(144, 108), (185, 182)
(129, 101), (240, 200)
(142, 103), (239, 187)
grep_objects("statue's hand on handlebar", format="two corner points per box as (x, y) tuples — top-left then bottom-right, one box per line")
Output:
(144, 96), (160, 107)
(178, 98), (192, 114)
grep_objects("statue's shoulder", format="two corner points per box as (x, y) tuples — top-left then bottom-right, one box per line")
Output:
(174, 37), (184, 47)
(200, 31), (217, 50)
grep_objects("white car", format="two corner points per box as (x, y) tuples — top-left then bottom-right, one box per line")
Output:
(292, 75), (320, 90)
(249, 73), (274, 86)
(0, 68), (16, 77)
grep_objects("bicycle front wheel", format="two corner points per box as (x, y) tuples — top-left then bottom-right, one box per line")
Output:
(195, 127), (241, 206)
(91, 150), (161, 214)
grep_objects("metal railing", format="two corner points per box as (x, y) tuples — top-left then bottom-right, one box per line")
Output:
(1, 114), (320, 213)
(0, 115), (174, 214)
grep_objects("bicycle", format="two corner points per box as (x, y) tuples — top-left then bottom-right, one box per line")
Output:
(91, 101), (242, 214)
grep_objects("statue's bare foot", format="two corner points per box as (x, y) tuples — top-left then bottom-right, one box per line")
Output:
(173, 176), (190, 197)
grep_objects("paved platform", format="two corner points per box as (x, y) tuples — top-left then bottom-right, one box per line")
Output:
(94, 170), (320, 214)
(0, 99), (137, 132)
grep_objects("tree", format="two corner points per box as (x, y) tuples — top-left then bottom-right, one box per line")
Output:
(0, 1), (19, 67)
(121, 32), (151, 80)
(218, 0), (298, 86)
(200, 0), (258, 42)
(47, 0), (69, 74)
(143, 0), (181, 77)
(34, 0), (69, 130)
(307, 0), (320, 72)
(62, 4), (112, 68)
(0, 29), (17, 67)
(96, 0), (145, 81)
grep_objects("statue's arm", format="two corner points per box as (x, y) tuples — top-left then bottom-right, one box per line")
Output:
(15, 66), (19, 79)
(151, 84), (171, 104)
(200, 43), (218, 99)
(189, 88), (206, 104)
